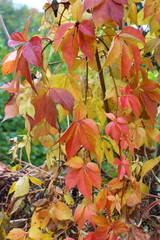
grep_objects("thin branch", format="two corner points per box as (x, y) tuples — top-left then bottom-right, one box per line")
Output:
(109, 67), (119, 117)
(84, 57), (89, 104)
(58, 6), (66, 26)
(42, 40), (54, 54)
(0, 15), (15, 51)
(0, 14), (10, 40)
(95, 49), (110, 114)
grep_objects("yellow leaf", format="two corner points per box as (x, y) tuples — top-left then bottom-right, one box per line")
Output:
(64, 193), (74, 206)
(74, 100), (87, 120)
(50, 202), (73, 221)
(128, 3), (137, 25)
(140, 157), (160, 180)
(14, 176), (30, 198)
(26, 98), (35, 119)
(8, 182), (16, 195)
(19, 100), (27, 116)
(29, 176), (43, 186)
(71, 0), (83, 22)
(11, 164), (20, 172)
(103, 37), (122, 67)
(103, 140), (114, 164)
(40, 135), (54, 149)
(6, 228), (26, 240)
(107, 137), (120, 154)
(29, 227), (44, 240)
(139, 182), (149, 198)
(25, 140), (31, 162)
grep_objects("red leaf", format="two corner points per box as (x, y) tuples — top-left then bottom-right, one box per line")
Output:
(120, 85), (141, 116)
(121, 40), (132, 79)
(65, 168), (92, 200)
(49, 87), (74, 114)
(119, 26), (145, 44)
(91, 0), (128, 27)
(86, 162), (101, 189)
(29, 92), (57, 130)
(65, 158), (101, 200)
(113, 154), (130, 180)
(17, 52), (37, 92)
(22, 36), (43, 68)
(78, 20), (96, 60)
(61, 27), (79, 70)
(105, 114), (129, 143)
(83, 0), (102, 11)
(2, 94), (19, 121)
(58, 119), (98, 159)
(54, 23), (74, 51)
(8, 32), (27, 47)
(0, 80), (20, 94)
(74, 202), (97, 229)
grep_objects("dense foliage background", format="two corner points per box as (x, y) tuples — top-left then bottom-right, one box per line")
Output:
(0, 0), (46, 165)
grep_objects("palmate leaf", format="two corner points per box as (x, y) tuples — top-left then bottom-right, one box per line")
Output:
(88, 215), (129, 240)
(57, 119), (98, 159)
(120, 85), (141, 116)
(105, 113), (129, 143)
(113, 154), (130, 180)
(74, 201), (97, 229)
(84, 0), (128, 27)
(54, 20), (96, 70)
(28, 88), (74, 130)
(104, 27), (145, 79)
(6, 18), (43, 91)
(65, 157), (101, 200)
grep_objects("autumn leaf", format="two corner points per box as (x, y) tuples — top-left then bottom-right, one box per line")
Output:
(74, 201), (97, 229)
(28, 87), (74, 130)
(113, 154), (130, 180)
(2, 51), (17, 76)
(138, 79), (160, 119)
(140, 157), (160, 180)
(104, 27), (145, 79)
(6, 228), (27, 240)
(65, 157), (101, 200)
(120, 85), (141, 116)
(54, 20), (96, 70)
(57, 119), (98, 159)
(22, 36), (43, 68)
(144, 0), (160, 24)
(91, 215), (129, 240)
(96, 188), (121, 216)
(84, 0), (128, 27)
(49, 202), (73, 221)
(105, 113), (129, 143)
(2, 94), (19, 121)
(6, 19), (43, 91)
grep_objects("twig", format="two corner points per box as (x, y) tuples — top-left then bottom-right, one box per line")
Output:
(95, 49), (110, 114)
(0, 14), (10, 40)
(85, 57), (89, 104)
(0, 15), (15, 51)
(109, 67), (119, 117)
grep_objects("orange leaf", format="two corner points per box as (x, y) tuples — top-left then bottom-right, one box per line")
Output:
(61, 27), (79, 70)
(74, 201), (97, 229)
(2, 51), (17, 76)
(2, 94), (19, 122)
(7, 228), (26, 240)
(58, 119), (98, 159)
